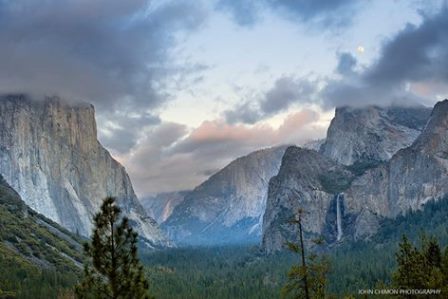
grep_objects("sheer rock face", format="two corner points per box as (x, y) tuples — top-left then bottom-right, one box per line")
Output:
(0, 95), (168, 247)
(319, 105), (431, 165)
(262, 100), (448, 252)
(163, 146), (287, 245)
(261, 147), (355, 252)
(344, 99), (448, 229)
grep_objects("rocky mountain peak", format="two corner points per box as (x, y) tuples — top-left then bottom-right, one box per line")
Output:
(319, 105), (432, 166)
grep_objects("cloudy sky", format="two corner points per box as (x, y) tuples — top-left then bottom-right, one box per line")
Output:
(1, 0), (447, 195)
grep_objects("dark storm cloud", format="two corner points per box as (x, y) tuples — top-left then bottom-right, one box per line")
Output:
(365, 11), (448, 85)
(216, 0), (358, 28)
(224, 76), (317, 124)
(0, 0), (206, 111)
(323, 7), (448, 108)
(98, 111), (160, 154)
(0, 0), (207, 154)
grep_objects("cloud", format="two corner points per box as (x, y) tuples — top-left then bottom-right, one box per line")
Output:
(267, 0), (358, 27)
(260, 76), (317, 113)
(224, 76), (317, 124)
(323, 7), (448, 108)
(0, 0), (207, 112)
(98, 111), (160, 154)
(121, 109), (326, 194)
(0, 0), (209, 155)
(336, 52), (357, 76)
(224, 102), (262, 124)
(216, 0), (358, 28)
(216, 0), (260, 26)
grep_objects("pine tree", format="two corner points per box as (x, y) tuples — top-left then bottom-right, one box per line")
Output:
(281, 208), (330, 299)
(424, 237), (442, 268)
(75, 197), (152, 299)
(422, 236), (443, 289)
(392, 235), (448, 297)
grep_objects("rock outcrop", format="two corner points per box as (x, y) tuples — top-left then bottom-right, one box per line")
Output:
(0, 95), (168, 247)
(319, 105), (431, 166)
(163, 146), (287, 245)
(262, 101), (448, 252)
(343, 99), (448, 238)
(261, 147), (355, 252)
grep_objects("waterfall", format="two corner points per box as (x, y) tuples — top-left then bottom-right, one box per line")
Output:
(336, 193), (343, 241)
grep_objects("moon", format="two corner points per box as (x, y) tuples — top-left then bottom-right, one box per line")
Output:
(357, 46), (365, 53)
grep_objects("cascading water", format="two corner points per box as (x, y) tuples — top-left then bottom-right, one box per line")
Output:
(336, 193), (343, 241)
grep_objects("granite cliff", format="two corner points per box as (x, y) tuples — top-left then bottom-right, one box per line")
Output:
(261, 147), (355, 252)
(343, 99), (448, 238)
(163, 146), (287, 245)
(0, 95), (168, 247)
(262, 102), (444, 252)
(319, 105), (431, 166)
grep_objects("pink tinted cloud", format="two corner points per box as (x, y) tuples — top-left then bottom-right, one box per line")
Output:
(120, 108), (327, 195)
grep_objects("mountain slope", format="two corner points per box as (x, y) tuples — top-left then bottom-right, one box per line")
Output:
(0, 95), (168, 247)
(0, 175), (81, 297)
(319, 105), (431, 166)
(163, 146), (287, 245)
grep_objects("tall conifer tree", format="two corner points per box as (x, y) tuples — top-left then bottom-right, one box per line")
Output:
(282, 208), (329, 299)
(76, 197), (152, 299)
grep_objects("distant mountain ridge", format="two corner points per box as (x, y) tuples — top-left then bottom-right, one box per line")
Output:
(0, 95), (169, 248)
(141, 191), (189, 224)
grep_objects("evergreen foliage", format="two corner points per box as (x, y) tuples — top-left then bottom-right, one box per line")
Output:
(141, 246), (294, 299)
(76, 197), (151, 299)
(142, 196), (448, 298)
(0, 175), (81, 298)
(392, 235), (448, 297)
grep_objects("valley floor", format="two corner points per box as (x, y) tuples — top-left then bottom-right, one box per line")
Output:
(2, 196), (447, 298)
(141, 244), (392, 299)
(142, 197), (448, 299)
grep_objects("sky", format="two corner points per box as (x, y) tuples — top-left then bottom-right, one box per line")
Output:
(0, 0), (448, 196)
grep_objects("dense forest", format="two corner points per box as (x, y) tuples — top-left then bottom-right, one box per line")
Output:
(143, 196), (448, 299)
(1, 195), (447, 298)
